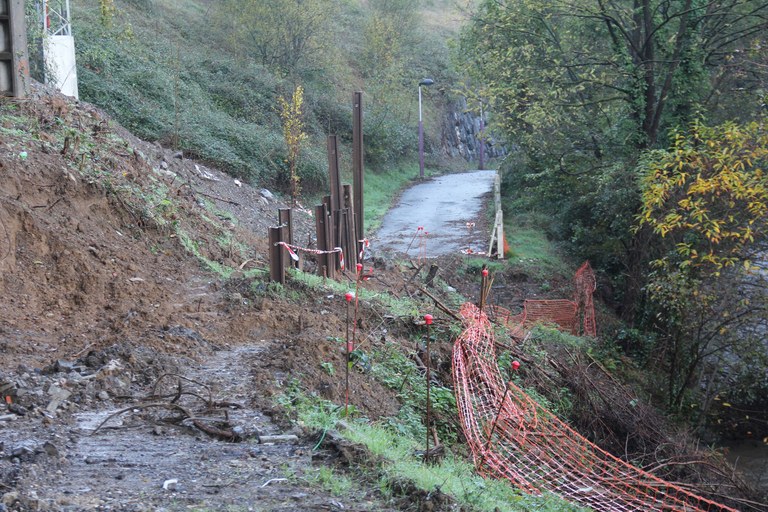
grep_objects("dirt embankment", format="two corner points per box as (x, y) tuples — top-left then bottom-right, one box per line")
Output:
(0, 85), (443, 511)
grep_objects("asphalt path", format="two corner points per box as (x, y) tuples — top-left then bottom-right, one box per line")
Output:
(374, 170), (497, 257)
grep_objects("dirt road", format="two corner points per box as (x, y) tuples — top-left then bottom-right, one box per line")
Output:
(374, 170), (497, 257)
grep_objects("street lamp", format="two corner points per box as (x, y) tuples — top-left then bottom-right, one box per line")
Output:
(478, 102), (485, 171)
(418, 78), (435, 179)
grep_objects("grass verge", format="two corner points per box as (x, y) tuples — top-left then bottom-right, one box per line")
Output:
(502, 211), (570, 279)
(277, 385), (587, 512)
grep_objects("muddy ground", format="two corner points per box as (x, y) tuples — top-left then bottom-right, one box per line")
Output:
(0, 84), (542, 511)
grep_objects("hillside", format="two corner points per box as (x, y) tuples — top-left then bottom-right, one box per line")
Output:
(35, 0), (474, 199)
(1, 0), (764, 509)
(0, 81), (564, 510)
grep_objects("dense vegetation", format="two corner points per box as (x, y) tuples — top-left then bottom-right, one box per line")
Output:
(458, 0), (768, 433)
(27, 0), (463, 197)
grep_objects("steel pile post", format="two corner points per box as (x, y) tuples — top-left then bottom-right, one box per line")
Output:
(320, 197), (336, 278)
(268, 226), (285, 284)
(314, 204), (328, 279)
(352, 91), (364, 244)
(343, 184), (357, 269)
(327, 136), (342, 214)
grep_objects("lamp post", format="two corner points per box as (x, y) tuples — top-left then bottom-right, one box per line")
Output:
(478, 102), (485, 171)
(418, 78), (435, 179)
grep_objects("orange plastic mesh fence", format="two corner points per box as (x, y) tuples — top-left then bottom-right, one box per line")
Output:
(490, 262), (597, 338)
(574, 262), (597, 337)
(452, 303), (737, 512)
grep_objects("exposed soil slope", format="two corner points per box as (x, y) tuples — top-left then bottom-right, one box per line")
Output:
(0, 85), (430, 511)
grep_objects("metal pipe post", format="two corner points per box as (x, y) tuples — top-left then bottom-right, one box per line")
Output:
(424, 314), (434, 463)
(418, 86), (425, 179)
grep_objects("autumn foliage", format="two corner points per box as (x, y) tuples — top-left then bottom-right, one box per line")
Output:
(638, 119), (768, 273)
(279, 85), (307, 205)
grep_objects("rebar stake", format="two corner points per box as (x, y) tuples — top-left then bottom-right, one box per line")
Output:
(344, 291), (354, 417)
(424, 313), (434, 463)
(479, 267), (489, 311)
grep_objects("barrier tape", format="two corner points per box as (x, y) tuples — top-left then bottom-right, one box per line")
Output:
(358, 238), (370, 260)
(276, 242), (344, 269)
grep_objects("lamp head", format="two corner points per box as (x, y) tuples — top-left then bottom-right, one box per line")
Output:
(419, 78), (435, 87)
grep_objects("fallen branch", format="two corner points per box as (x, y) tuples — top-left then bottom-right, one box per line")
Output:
(195, 190), (240, 206)
(151, 373), (212, 405)
(91, 402), (193, 434)
(415, 286), (462, 322)
(91, 401), (241, 441)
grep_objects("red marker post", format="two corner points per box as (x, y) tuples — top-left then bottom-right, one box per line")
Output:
(344, 292), (354, 416)
(424, 313), (434, 463)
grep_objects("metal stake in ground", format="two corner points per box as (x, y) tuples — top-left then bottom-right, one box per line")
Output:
(479, 267), (489, 311)
(424, 313), (434, 463)
(344, 291), (354, 417)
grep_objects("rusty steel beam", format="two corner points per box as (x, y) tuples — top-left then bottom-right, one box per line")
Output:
(327, 135), (343, 215)
(352, 92), (364, 243)
(0, 0), (30, 97)
(269, 226), (285, 284)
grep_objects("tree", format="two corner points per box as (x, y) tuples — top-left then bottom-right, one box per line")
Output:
(457, 0), (768, 318)
(213, 0), (333, 76)
(279, 85), (307, 205)
(637, 118), (768, 273)
(358, 0), (424, 165)
(460, 0), (767, 153)
(636, 118), (768, 412)
(99, 0), (116, 27)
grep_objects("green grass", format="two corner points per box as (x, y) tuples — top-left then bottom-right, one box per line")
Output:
(502, 212), (571, 279)
(288, 267), (421, 317)
(505, 226), (554, 262)
(307, 466), (355, 496)
(277, 386), (587, 512)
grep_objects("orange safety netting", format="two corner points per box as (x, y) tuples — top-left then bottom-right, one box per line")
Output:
(452, 303), (737, 512)
(490, 261), (597, 339)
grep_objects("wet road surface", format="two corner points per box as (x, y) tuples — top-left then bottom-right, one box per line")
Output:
(374, 170), (497, 257)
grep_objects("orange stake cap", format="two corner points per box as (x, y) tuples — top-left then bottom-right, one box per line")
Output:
(424, 314), (433, 325)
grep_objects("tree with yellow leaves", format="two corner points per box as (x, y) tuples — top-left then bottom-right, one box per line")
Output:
(636, 117), (768, 412)
(638, 118), (768, 274)
(279, 85), (307, 206)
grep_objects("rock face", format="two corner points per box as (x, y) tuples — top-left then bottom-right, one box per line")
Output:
(443, 98), (508, 165)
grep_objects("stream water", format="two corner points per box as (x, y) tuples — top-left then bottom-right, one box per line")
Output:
(722, 440), (768, 496)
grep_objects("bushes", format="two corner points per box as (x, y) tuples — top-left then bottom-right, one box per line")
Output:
(71, 0), (330, 194)
(70, 0), (456, 195)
